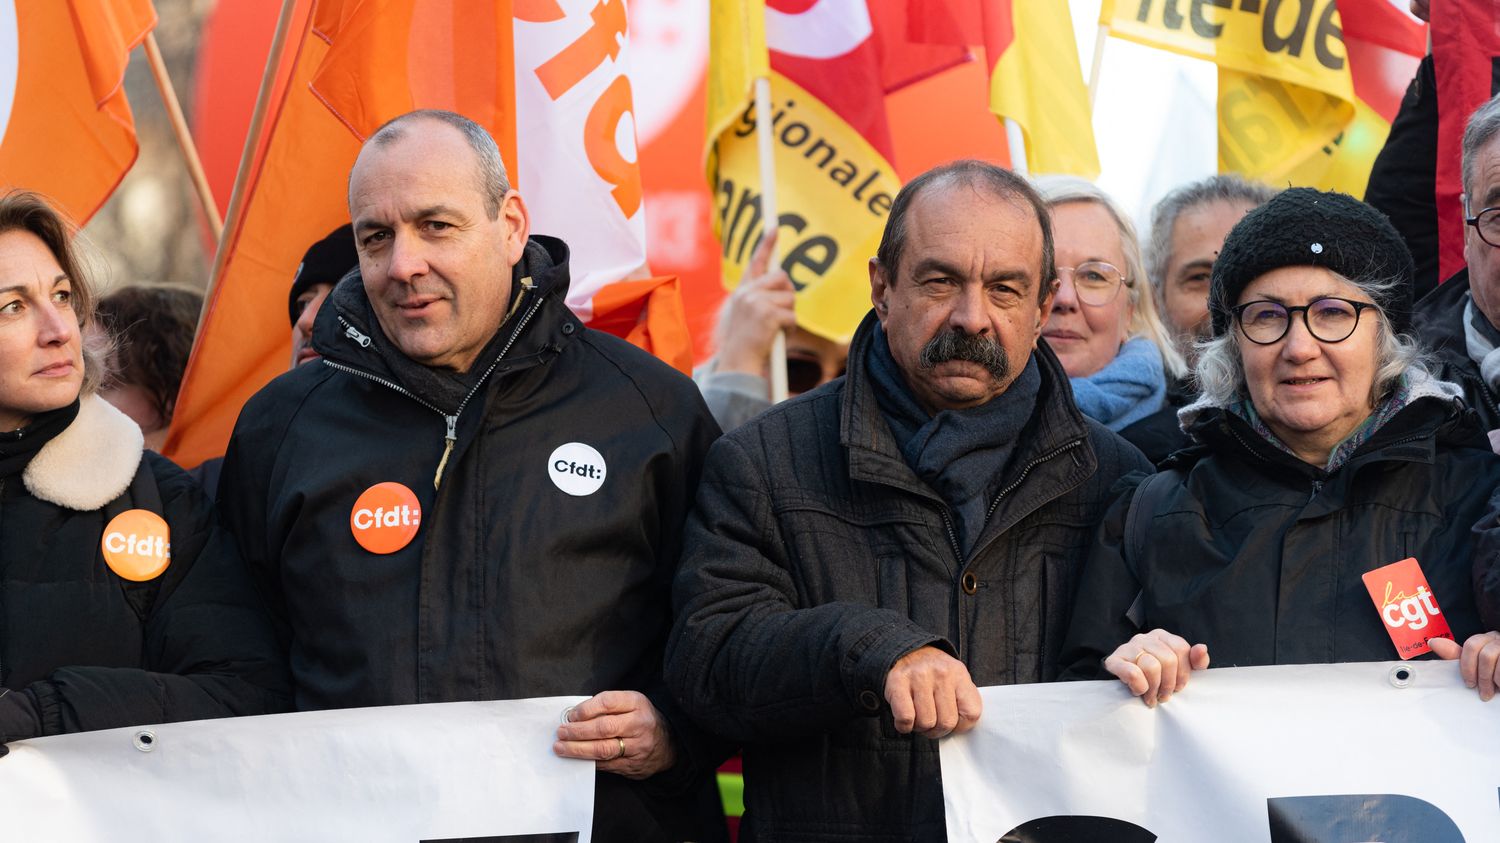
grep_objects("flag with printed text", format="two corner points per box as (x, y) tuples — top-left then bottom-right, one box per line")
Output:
(1100, 0), (1423, 195)
(168, 0), (694, 469)
(706, 0), (966, 344)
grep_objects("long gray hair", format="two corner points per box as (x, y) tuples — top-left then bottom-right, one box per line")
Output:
(1194, 271), (1429, 408)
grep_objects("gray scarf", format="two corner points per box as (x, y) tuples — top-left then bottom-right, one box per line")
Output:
(1462, 294), (1500, 392)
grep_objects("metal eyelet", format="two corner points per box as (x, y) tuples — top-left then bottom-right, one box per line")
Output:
(134, 730), (157, 752)
(1388, 665), (1414, 688)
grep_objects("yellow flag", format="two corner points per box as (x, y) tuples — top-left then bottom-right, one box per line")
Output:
(706, 0), (769, 162)
(1101, 0), (1355, 184)
(989, 0), (1100, 177)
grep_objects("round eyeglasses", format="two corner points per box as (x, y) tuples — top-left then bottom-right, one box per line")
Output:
(1467, 207), (1500, 247)
(1057, 261), (1128, 307)
(1230, 297), (1378, 345)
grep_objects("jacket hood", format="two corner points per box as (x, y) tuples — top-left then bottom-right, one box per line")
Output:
(310, 235), (577, 408)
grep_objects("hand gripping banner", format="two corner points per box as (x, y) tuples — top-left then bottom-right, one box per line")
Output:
(942, 662), (1500, 842)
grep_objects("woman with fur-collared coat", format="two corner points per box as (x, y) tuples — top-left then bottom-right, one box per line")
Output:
(0, 191), (288, 750)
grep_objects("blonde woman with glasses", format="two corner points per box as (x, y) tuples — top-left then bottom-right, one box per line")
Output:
(1036, 177), (1186, 435)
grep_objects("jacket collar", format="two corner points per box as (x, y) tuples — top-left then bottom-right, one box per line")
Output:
(311, 235), (580, 407)
(840, 310), (1098, 534)
(1413, 268), (1473, 371)
(1175, 375), (1483, 479)
(23, 394), (143, 511)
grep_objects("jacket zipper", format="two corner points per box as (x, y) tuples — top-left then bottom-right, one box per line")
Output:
(942, 437), (1088, 567)
(939, 439), (1086, 570)
(941, 437), (1084, 662)
(981, 439), (1085, 530)
(325, 287), (546, 489)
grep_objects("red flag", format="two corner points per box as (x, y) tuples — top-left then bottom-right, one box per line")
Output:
(1434, 1), (1499, 283)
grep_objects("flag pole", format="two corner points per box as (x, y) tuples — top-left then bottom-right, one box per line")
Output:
(1088, 24), (1109, 110)
(143, 33), (223, 243)
(196, 0), (300, 328)
(754, 75), (789, 404)
(1005, 118), (1029, 176)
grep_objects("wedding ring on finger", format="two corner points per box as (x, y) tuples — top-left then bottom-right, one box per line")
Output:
(612, 737), (626, 760)
(1132, 651), (1153, 666)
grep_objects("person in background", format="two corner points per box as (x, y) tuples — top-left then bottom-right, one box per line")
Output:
(1036, 176), (1185, 438)
(694, 231), (848, 432)
(1060, 188), (1500, 703)
(1120, 175), (1275, 462)
(0, 190), (288, 753)
(1413, 93), (1500, 438)
(189, 224), (358, 500)
(289, 223), (356, 369)
(97, 284), (202, 453)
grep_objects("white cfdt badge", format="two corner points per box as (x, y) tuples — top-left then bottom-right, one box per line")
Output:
(548, 442), (607, 496)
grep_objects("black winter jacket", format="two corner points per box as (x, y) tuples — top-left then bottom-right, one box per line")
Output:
(1411, 269), (1500, 430)
(1059, 391), (1500, 677)
(1118, 375), (1195, 466)
(2, 396), (288, 739)
(666, 314), (1151, 842)
(218, 237), (725, 843)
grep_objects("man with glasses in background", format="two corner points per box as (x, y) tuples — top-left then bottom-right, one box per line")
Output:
(1414, 93), (1500, 441)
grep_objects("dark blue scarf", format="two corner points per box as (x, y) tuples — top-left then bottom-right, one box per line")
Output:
(867, 324), (1040, 554)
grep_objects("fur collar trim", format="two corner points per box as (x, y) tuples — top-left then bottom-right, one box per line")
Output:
(23, 395), (143, 511)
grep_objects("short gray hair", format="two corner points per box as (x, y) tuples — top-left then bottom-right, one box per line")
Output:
(1464, 94), (1500, 202)
(1194, 271), (1430, 408)
(363, 109), (511, 218)
(1034, 175), (1188, 380)
(1145, 175), (1275, 293)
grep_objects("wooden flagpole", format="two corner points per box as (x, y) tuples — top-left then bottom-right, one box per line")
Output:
(143, 33), (223, 242)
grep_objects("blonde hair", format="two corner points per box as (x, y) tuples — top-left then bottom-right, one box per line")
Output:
(1034, 175), (1187, 379)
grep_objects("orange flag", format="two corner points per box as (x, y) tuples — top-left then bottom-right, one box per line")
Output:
(164, 0), (518, 469)
(0, 0), (157, 224)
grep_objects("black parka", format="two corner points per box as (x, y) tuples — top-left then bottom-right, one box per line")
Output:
(665, 313), (1151, 842)
(218, 237), (725, 842)
(1059, 391), (1500, 677)
(1410, 269), (1500, 430)
(1, 396), (289, 737)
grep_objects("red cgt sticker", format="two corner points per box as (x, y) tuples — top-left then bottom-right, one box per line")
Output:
(1362, 557), (1454, 660)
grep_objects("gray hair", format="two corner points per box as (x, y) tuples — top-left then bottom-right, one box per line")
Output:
(1034, 175), (1188, 380)
(362, 110), (510, 218)
(1145, 175), (1275, 293)
(1194, 271), (1430, 408)
(1464, 94), (1500, 203)
(875, 160), (1055, 301)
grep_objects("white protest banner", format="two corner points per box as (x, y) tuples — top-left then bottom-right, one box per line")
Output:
(0, 696), (593, 842)
(942, 662), (1500, 842)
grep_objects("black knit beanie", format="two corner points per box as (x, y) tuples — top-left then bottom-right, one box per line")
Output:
(289, 223), (358, 326)
(1208, 187), (1415, 338)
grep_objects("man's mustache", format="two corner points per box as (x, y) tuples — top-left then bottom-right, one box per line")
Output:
(919, 329), (1009, 380)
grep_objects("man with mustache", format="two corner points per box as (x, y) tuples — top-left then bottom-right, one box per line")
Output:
(666, 160), (1151, 841)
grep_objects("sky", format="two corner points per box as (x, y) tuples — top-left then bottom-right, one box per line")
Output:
(1067, 0), (1222, 226)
